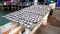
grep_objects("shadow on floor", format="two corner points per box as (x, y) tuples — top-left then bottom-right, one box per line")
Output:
(48, 16), (60, 27)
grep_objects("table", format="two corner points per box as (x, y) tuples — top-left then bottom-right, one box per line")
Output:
(2, 5), (50, 34)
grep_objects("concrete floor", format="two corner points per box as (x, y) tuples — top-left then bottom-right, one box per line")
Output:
(35, 9), (60, 34)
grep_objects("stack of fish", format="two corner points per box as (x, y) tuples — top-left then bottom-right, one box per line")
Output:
(2, 5), (50, 28)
